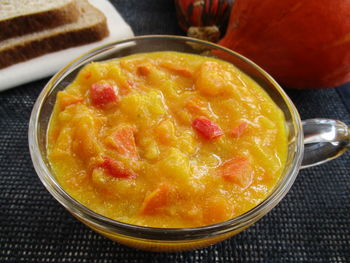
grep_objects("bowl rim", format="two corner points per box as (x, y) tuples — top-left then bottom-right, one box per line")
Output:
(28, 35), (303, 241)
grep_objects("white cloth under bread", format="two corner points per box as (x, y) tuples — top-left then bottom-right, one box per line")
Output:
(0, 0), (134, 92)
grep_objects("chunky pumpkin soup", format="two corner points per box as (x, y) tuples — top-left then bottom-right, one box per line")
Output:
(47, 51), (288, 228)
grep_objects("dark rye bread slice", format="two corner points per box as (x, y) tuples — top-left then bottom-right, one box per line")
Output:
(0, 0), (80, 41)
(0, 0), (109, 69)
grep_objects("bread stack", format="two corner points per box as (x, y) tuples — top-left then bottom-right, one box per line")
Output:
(0, 0), (109, 69)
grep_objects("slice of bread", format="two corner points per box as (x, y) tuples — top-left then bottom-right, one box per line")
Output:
(0, 0), (80, 41)
(0, 0), (109, 69)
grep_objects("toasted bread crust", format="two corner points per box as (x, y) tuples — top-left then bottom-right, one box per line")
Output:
(0, 1), (80, 41)
(0, 20), (109, 69)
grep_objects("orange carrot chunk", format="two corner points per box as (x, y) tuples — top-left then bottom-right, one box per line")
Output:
(140, 184), (169, 215)
(218, 157), (253, 189)
(58, 92), (83, 110)
(154, 119), (175, 145)
(231, 122), (247, 138)
(137, 65), (151, 76)
(203, 196), (232, 225)
(90, 83), (118, 107)
(185, 97), (211, 118)
(111, 127), (139, 160)
(100, 156), (136, 179)
(84, 72), (92, 79)
(192, 117), (224, 140)
(160, 62), (193, 78)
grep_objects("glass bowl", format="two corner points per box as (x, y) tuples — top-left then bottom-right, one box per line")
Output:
(28, 35), (350, 251)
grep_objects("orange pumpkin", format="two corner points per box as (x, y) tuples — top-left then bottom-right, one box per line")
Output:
(218, 0), (350, 89)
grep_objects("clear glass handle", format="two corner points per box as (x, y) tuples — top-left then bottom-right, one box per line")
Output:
(301, 119), (350, 169)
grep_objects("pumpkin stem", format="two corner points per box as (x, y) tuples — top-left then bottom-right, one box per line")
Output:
(187, 25), (220, 42)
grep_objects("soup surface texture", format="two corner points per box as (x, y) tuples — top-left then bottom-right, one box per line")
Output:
(48, 51), (288, 228)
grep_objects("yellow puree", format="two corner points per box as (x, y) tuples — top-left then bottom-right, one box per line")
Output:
(47, 52), (288, 228)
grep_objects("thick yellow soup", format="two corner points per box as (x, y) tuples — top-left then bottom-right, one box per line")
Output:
(47, 52), (288, 228)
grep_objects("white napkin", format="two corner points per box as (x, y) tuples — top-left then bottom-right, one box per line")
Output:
(0, 0), (134, 92)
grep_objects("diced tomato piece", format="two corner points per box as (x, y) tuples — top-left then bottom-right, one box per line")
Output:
(110, 127), (139, 160)
(231, 122), (247, 138)
(90, 83), (118, 107)
(100, 156), (136, 179)
(192, 117), (224, 140)
(217, 157), (253, 189)
(140, 184), (169, 215)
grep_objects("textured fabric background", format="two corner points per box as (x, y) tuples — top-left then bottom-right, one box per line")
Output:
(0, 1), (349, 262)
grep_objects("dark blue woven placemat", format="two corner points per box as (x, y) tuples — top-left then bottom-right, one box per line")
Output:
(337, 84), (350, 112)
(1, 1), (349, 262)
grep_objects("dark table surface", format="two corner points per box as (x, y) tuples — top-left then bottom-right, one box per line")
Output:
(1, 1), (349, 262)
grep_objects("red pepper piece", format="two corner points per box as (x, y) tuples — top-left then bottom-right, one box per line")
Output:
(100, 156), (136, 179)
(231, 122), (247, 138)
(192, 117), (224, 140)
(90, 83), (118, 107)
(218, 157), (253, 189)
